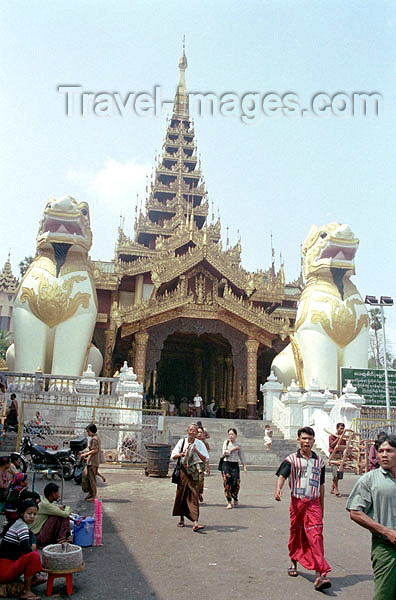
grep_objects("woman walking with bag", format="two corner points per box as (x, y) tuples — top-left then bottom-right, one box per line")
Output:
(171, 424), (209, 531)
(221, 428), (247, 509)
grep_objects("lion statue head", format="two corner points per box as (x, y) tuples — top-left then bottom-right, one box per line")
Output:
(302, 222), (359, 279)
(37, 195), (92, 252)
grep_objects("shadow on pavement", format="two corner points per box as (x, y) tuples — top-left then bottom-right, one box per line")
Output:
(47, 509), (159, 599)
(203, 524), (249, 533)
(298, 571), (373, 596)
(202, 502), (274, 509)
(101, 498), (132, 504)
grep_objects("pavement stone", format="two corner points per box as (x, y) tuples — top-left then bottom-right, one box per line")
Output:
(1, 468), (375, 600)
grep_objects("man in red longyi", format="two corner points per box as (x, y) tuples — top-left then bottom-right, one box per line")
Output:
(275, 426), (331, 592)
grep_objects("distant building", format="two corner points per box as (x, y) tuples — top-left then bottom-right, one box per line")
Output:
(0, 253), (19, 332)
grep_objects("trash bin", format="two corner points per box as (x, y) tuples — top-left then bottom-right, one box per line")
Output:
(73, 516), (95, 546)
(145, 443), (172, 477)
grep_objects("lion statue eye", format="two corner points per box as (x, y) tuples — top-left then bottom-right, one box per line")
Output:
(81, 208), (88, 216)
(320, 232), (328, 239)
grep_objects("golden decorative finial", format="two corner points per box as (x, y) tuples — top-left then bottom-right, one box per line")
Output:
(174, 37), (188, 117)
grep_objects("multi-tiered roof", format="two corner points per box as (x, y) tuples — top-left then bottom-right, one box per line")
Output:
(93, 48), (302, 346)
(0, 253), (18, 293)
(115, 45), (221, 264)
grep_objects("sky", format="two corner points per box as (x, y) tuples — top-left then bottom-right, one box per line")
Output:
(1, 1), (396, 347)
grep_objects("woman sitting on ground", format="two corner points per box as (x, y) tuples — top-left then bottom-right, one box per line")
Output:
(4, 473), (40, 523)
(0, 499), (45, 600)
(0, 456), (11, 509)
(30, 482), (72, 547)
(7, 453), (23, 478)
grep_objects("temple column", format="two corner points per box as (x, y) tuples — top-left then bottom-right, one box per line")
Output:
(103, 327), (116, 377)
(103, 291), (120, 377)
(225, 356), (233, 417)
(152, 368), (157, 395)
(246, 339), (259, 419)
(194, 348), (203, 396)
(216, 356), (225, 418)
(134, 330), (149, 387)
(235, 373), (247, 419)
(134, 275), (144, 305)
(229, 368), (238, 418)
(209, 357), (216, 399)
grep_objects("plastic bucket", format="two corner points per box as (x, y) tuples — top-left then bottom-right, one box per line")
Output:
(145, 443), (171, 477)
(73, 516), (95, 546)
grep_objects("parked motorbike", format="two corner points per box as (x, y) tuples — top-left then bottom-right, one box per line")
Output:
(20, 434), (76, 480)
(69, 436), (88, 485)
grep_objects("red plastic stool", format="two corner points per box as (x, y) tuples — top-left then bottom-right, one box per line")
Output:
(42, 563), (84, 596)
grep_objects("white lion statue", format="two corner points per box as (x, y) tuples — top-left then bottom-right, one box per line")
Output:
(271, 222), (369, 390)
(8, 196), (103, 376)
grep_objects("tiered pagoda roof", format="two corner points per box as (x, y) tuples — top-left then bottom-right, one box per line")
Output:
(92, 47), (302, 342)
(115, 44), (221, 264)
(0, 253), (19, 293)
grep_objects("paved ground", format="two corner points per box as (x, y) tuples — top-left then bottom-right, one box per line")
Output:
(2, 468), (375, 600)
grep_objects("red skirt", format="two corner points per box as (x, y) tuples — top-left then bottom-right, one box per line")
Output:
(288, 496), (331, 575)
(0, 551), (42, 582)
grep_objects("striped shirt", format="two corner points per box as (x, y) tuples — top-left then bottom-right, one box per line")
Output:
(276, 450), (325, 499)
(0, 518), (35, 560)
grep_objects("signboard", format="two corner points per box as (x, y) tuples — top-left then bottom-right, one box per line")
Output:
(340, 368), (396, 406)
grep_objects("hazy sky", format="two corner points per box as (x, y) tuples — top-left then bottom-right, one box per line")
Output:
(1, 1), (396, 345)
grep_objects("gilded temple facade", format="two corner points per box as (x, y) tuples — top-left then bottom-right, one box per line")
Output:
(91, 48), (302, 418)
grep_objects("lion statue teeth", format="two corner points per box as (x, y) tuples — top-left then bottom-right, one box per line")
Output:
(9, 196), (103, 376)
(271, 222), (369, 391)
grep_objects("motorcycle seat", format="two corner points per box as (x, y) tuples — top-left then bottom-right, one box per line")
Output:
(44, 448), (71, 460)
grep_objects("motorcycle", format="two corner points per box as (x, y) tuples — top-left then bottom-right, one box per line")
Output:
(69, 436), (88, 485)
(20, 434), (76, 480)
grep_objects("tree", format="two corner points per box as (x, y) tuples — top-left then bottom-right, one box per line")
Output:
(368, 308), (394, 368)
(369, 308), (382, 367)
(18, 256), (34, 277)
(0, 329), (12, 360)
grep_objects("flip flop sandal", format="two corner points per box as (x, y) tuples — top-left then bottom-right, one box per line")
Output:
(177, 522), (185, 527)
(192, 524), (205, 532)
(288, 567), (298, 577)
(314, 577), (331, 591)
(32, 576), (47, 586)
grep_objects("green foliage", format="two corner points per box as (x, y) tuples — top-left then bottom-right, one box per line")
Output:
(18, 256), (34, 277)
(369, 308), (382, 331)
(0, 329), (12, 360)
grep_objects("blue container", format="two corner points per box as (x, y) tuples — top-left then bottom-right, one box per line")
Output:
(73, 516), (95, 546)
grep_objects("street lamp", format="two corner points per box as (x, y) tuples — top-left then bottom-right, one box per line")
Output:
(365, 295), (394, 420)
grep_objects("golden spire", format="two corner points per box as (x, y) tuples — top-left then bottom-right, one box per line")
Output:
(174, 36), (189, 118)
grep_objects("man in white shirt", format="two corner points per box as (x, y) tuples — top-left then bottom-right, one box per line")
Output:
(171, 424), (209, 531)
(193, 393), (203, 418)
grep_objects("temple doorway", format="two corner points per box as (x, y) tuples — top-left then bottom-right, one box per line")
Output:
(148, 331), (233, 413)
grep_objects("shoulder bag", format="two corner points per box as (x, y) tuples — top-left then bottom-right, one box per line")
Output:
(218, 440), (230, 471)
(171, 439), (185, 484)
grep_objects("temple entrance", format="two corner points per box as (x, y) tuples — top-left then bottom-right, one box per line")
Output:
(148, 331), (235, 415)
(117, 317), (278, 419)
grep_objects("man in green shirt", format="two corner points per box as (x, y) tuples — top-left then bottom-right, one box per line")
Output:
(30, 482), (72, 547)
(346, 434), (396, 600)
